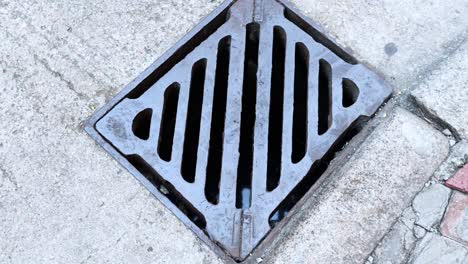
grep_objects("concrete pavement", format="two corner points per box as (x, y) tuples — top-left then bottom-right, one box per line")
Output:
(1, 0), (467, 263)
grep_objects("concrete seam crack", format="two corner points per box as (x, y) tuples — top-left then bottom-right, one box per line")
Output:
(33, 54), (89, 101)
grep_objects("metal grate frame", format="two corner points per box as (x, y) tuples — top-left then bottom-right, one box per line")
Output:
(85, 0), (392, 262)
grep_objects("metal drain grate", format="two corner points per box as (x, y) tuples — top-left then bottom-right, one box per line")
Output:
(85, 0), (392, 261)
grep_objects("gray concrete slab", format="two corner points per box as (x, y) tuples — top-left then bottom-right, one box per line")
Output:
(409, 233), (468, 264)
(267, 108), (449, 264)
(289, 0), (468, 92)
(411, 41), (468, 139)
(0, 0), (465, 263)
(434, 140), (468, 181)
(371, 220), (417, 264)
(0, 1), (224, 263)
(412, 184), (452, 230)
(0, 0), (224, 101)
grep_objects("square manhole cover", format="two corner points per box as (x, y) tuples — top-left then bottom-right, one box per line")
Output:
(85, 0), (391, 262)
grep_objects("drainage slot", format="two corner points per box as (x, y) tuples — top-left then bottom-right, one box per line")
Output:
(158, 83), (180, 161)
(127, 154), (207, 229)
(181, 59), (207, 183)
(90, 1), (393, 260)
(125, 7), (231, 99)
(283, 8), (357, 65)
(206, 36), (231, 204)
(267, 26), (286, 192)
(236, 23), (260, 209)
(292, 43), (309, 164)
(342, 78), (359, 108)
(269, 124), (361, 227)
(132, 108), (153, 140)
(318, 59), (333, 135)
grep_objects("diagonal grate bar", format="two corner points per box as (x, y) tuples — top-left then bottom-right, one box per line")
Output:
(85, 0), (392, 261)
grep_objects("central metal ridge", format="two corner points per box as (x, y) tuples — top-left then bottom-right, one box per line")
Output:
(87, 0), (392, 261)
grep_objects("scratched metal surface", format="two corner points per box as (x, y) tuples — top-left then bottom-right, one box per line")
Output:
(85, 0), (392, 261)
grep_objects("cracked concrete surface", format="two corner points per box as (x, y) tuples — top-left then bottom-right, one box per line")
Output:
(1, 0), (468, 263)
(0, 1), (225, 263)
(409, 233), (468, 264)
(268, 108), (448, 264)
(412, 184), (452, 231)
(434, 141), (468, 181)
(368, 140), (468, 263)
(411, 41), (468, 140)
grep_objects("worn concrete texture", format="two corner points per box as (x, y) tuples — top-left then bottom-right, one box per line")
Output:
(371, 219), (417, 264)
(369, 206), (429, 264)
(408, 233), (468, 264)
(0, 32), (223, 264)
(368, 146), (468, 264)
(0, 0), (225, 263)
(412, 184), (452, 231)
(368, 150), (468, 264)
(268, 108), (448, 264)
(289, 0), (468, 91)
(434, 140), (468, 181)
(0, 0), (466, 263)
(0, 0), (225, 102)
(411, 41), (468, 139)
(369, 183), (468, 264)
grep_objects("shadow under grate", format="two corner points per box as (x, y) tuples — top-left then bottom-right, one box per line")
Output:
(85, 0), (392, 262)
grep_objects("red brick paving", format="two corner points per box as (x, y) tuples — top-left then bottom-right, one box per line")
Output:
(445, 164), (468, 194)
(440, 192), (468, 246)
